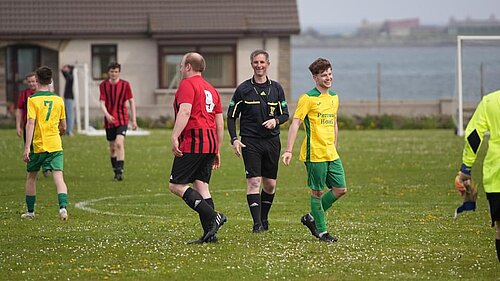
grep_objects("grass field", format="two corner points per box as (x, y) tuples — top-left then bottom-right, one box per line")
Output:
(1, 129), (499, 280)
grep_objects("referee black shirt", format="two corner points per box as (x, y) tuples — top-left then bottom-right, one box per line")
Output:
(227, 76), (289, 140)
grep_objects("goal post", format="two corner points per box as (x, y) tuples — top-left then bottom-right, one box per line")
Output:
(456, 35), (500, 136)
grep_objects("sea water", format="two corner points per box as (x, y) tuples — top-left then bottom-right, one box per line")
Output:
(291, 46), (500, 102)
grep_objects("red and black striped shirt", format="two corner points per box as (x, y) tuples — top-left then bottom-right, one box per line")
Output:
(17, 88), (36, 126)
(174, 75), (222, 154)
(99, 79), (133, 128)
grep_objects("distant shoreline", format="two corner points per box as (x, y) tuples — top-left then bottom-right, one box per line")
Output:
(292, 35), (458, 48)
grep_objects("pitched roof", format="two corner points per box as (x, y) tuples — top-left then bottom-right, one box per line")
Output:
(0, 0), (300, 39)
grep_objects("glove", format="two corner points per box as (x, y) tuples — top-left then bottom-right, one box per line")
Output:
(454, 171), (471, 196)
(452, 168), (478, 220)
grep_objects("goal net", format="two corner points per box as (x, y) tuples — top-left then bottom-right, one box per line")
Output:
(454, 36), (500, 136)
(73, 63), (149, 136)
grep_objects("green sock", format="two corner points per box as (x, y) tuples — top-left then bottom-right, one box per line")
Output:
(321, 190), (337, 211)
(58, 193), (68, 209)
(26, 195), (36, 213)
(310, 195), (327, 233)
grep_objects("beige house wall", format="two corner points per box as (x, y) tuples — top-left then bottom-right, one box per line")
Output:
(60, 39), (158, 109)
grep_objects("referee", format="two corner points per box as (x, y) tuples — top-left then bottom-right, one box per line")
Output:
(227, 49), (289, 233)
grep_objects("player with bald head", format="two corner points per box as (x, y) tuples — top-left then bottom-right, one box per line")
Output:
(169, 52), (227, 244)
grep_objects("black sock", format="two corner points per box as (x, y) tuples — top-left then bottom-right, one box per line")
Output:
(111, 157), (117, 171)
(183, 188), (215, 228)
(247, 194), (261, 225)
(260, 190), (275, 222)
(199, 197), (215, 234)
(116, 160), (124, 174)
(205, 197), (214, 210)
(496, 239), (500, 263)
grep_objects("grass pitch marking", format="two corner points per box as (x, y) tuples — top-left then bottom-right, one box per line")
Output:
(74, 193), (294, 223)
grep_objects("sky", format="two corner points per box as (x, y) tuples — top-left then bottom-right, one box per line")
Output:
(297, 0), (499, 34)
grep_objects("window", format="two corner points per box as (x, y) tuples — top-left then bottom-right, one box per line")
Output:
(159, 45), (235, 88)
(92, 45), (117, 80)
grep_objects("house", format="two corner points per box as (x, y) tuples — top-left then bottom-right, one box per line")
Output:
(0, 0), (300, 122)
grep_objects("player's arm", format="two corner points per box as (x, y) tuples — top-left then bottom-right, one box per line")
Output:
(227, 89), (245, 156)
(23, 118), (35, 162)
(460, 99), (489, 176)
(213, 112), (224, 169)
(276, 85), (289, 125)
(16, 92), (25, 137)
(59, 118), (67, 136)
(171, 103), (192, 157)
(282, 117), (302, 166)
(99, 100), (115, 123)
(128, 98), (137, 130)
(15, 108), (23, 137)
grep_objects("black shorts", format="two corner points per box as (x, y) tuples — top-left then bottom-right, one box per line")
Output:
(169, 153), (216, 184)
(106, 125), (128, 141)
(486, 192), (500, 227)
(241, 136), (280, 179)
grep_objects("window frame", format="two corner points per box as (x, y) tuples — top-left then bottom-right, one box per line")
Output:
(158, 44), (236, 89)
(91, 44), (117, 80)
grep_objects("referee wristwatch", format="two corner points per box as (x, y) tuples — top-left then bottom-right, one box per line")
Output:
(230, 137), (238, 145)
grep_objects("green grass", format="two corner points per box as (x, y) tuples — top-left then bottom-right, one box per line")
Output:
(1, 129), (499, 280)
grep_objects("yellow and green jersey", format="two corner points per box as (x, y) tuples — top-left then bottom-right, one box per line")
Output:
(462, 90), (500, 193)
(294, 88), (339, 162)
(27, 91), (65, 153)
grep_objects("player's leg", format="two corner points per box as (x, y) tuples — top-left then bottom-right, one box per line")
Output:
(192, 154), (216, 240)
(52, 171), (69, 220)
(322, 159), (347, 211)
(22, 153), (42, 219)
(47, 151), (69, 220)
(261, 178), (276, 231)
(260, 136), (280, 231)
(22, 172), (38, 219)
(113, 126), (127, 180)
(170, 154), (223, 243)
(106, 128), (118, 179)
(241, 137), (264, 232)
(305, 162), (336, 242)
(247, 177), (263, 232)
(486, 192), (500, 262)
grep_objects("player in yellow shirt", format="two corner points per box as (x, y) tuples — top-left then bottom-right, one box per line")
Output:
(282, 58), (347, 242)
(21, 66), (69, 221)
(456, 90), (500, 262)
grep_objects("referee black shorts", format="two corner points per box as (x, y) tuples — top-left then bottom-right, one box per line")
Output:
(486, 192), (500, 227)
(241, 135), (281, 179)
(169, 153), (216, 185)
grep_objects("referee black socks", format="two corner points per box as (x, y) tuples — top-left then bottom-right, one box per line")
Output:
(247, 194), (261, 225)
(260, 190), (275, 223)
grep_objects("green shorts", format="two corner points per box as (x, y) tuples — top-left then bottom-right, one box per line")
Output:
(304, 159), (346, 191)
(27, 151), (64, 173)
